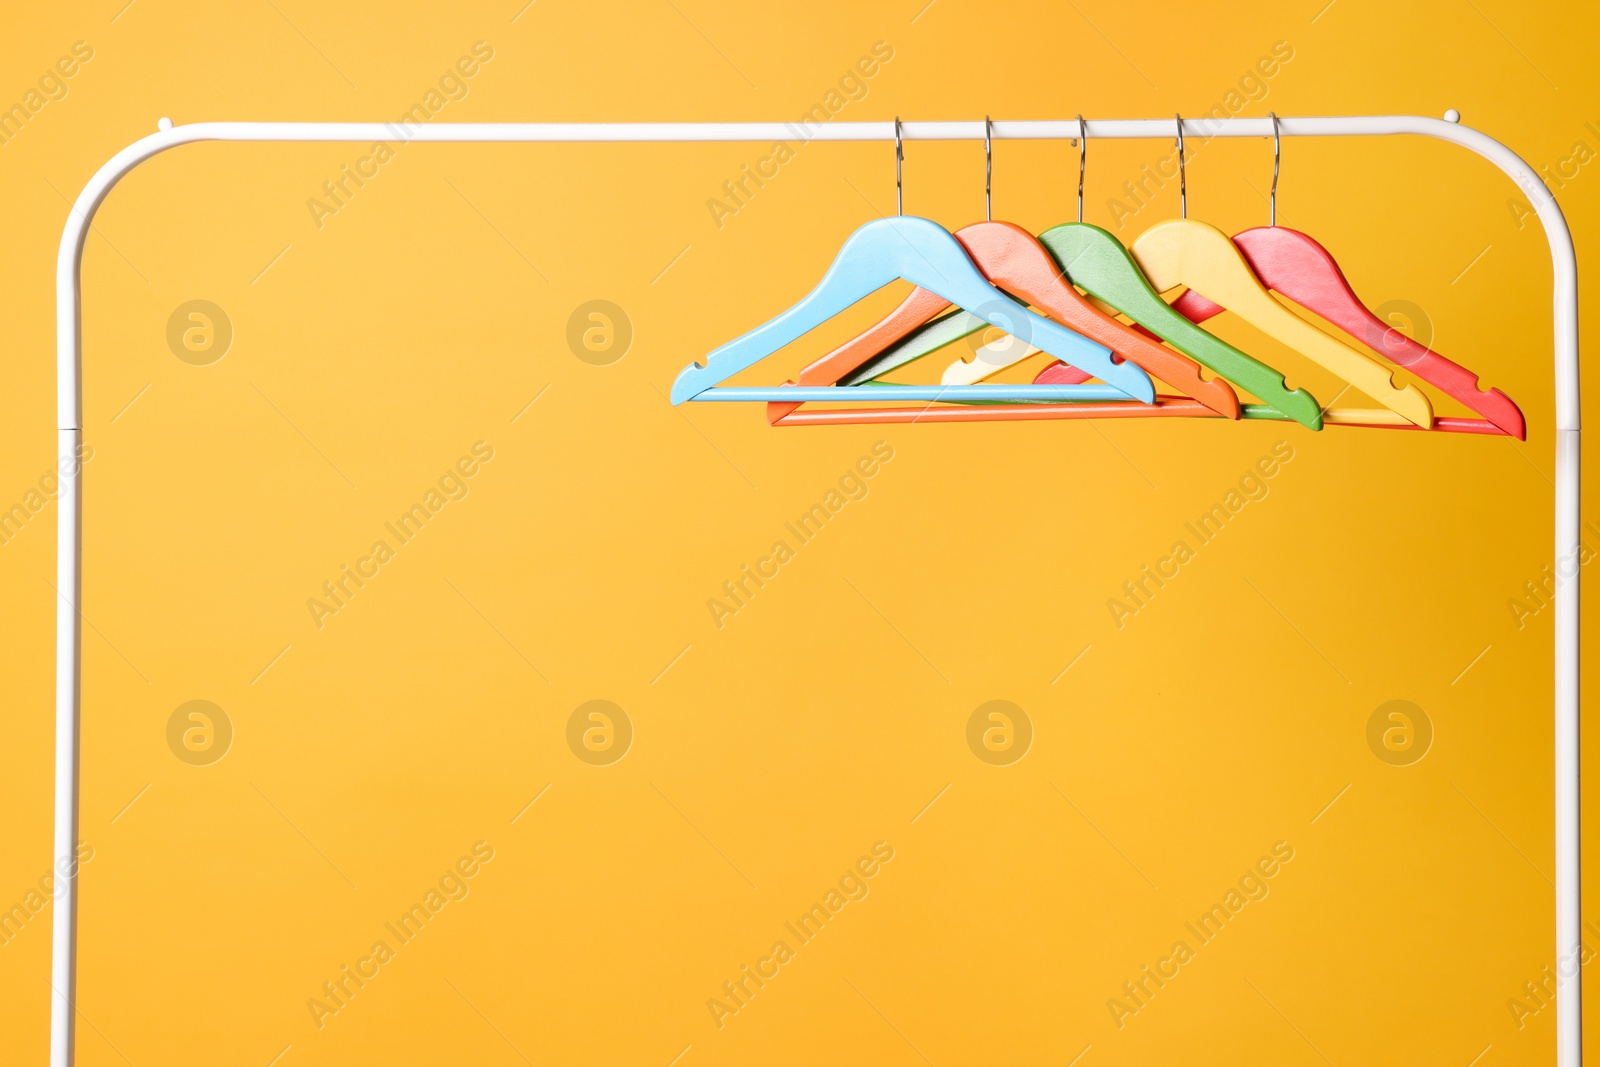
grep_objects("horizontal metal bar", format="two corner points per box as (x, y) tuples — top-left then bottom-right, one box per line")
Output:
(128, 115), (1531, 143)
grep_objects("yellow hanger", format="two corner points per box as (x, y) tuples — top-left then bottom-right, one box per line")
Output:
(941, 335), (1042, 384)
(1128, 117), (1433, 429)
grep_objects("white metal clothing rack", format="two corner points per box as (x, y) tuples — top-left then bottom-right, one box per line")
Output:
(48, 116), (1580, 1066)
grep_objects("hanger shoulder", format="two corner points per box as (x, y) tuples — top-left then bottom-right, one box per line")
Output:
(1231, 226), (1525, 439)
(673, 217), (910, 402)
(1037, 223), (1322, 429)
(1132, 220), (1433, 428)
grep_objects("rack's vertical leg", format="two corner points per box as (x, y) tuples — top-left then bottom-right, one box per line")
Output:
(1557, 425), (1583, 1067)
(49, 427), (82, 1067)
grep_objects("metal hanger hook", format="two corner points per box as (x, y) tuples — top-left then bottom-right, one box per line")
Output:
(1269, 111), (1281, 227)
(1075, 114), (1086, 223)
(1174, 113), (1187, 220)
(984, 115), (993, 221)
(894, 116), (904, 216)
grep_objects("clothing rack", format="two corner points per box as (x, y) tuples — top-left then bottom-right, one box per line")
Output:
(48, 115), (1581, 1067)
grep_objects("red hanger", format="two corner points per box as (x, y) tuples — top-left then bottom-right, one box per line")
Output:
(1167, 225), (1523, 440)
(767, 220), (1240, 426)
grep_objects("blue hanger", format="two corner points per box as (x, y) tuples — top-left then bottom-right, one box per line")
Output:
(669, 215), (1155, 405)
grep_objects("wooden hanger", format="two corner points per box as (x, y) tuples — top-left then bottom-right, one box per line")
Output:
(761, 219), (1239, 423)
(1127, 116), (1433, 429)
(766, 117), (1515, 436)
(673, 119), (1154, 407)
(671, 213), (1154, 404)
(1029, 251), (1479, 430)
(1169, 113), (1520, 436)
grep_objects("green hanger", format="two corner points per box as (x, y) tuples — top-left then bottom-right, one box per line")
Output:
(1038, 224), (1322, 428)
(851, 223), (1324, 430)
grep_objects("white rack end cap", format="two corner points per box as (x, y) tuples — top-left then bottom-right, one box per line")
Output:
(157, 117), (173, 132)
(1444, 109), (1461, 123)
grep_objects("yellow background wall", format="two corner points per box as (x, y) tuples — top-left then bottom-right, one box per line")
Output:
(0, 1), (1596, 1064)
